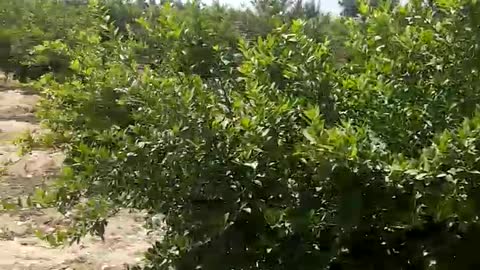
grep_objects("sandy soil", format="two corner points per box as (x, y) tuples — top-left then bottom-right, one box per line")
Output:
(0, 76), (157, 270)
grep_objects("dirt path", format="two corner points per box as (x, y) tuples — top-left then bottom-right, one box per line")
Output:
(0, 77), (155, 270)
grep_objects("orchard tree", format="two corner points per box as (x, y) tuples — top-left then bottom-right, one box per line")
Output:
(7, 0), (480, 269)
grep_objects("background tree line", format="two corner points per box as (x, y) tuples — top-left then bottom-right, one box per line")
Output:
(0, 0), (385, 82)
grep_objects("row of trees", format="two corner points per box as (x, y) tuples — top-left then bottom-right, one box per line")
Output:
(6, 0), (480, 269)
(0, 0), (389, 83)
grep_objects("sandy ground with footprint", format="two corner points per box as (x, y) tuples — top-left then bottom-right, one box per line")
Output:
(0, 75), (157, 270)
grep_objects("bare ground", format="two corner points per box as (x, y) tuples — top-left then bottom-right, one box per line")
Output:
(0, 77), (157, 270)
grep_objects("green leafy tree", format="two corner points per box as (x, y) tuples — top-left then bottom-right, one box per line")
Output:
(9, 0), (480, 269)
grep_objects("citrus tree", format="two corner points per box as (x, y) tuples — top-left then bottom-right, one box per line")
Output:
(8, 0), (480, 269)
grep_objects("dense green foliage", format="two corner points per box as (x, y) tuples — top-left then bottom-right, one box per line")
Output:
(339, 0), (400, 17)
(5, 0), (480, 269)
(0, 0), (93, 81)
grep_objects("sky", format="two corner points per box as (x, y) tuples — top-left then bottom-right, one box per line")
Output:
(202, 0), (342, 14)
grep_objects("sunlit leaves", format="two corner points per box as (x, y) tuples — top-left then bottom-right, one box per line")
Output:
(15, 0), (480, 269)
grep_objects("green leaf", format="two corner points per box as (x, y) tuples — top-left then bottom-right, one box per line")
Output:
(303, 129), (316, 144)
(70, 59), (80, 72)
(240, 117), (251, 129)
